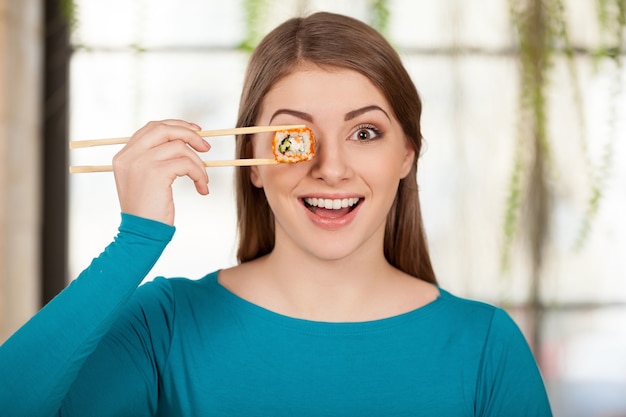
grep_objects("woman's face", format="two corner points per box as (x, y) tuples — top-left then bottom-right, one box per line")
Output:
(250, 64), (415, 262)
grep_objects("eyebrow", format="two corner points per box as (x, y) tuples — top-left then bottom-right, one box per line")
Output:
(269, 109), (313, 124)
(268, 105), (391, 124)
(344, 105), (390, 122)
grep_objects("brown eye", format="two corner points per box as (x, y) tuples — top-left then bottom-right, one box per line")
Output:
(350, 125), (382, 142)
(357, 130), (371, 140)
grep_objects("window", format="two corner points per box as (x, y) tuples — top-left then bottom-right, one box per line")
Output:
(69, 1), (626, 415)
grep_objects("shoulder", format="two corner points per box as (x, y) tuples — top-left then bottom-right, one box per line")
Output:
(441, 290), (528, 344)
(119, 271), (230, 335)
(135, 270), (223, 303)
(433, 288), (504, 329)
(430, 289), (535, 355)
(437, 289), (522, 323)
(436, 290), (551, 414)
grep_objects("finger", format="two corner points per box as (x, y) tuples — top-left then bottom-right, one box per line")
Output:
(156, 156), (210, 195)
(133, 119), (201, 135)
(115, 140), (209, 186)
(114, 151), (210, 223)
(130, 119), (198, 141)
(146, 140), (210, 185)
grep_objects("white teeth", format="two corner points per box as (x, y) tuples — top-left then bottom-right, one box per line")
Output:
(304, 197), (360, 209)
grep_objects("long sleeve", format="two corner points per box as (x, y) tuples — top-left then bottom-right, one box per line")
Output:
(0, 214), (175, 417)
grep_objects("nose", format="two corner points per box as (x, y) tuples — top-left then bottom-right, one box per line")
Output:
(309, 136), (351, 185)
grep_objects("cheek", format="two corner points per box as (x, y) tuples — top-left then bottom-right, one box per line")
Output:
(251, 134), (274, 159)
(251, 163), (310, 191)
(384, 140), (416, 179)
(249, 136), (276, 187)
(369, 169), (400, 195)
(360, 148), (411, 189)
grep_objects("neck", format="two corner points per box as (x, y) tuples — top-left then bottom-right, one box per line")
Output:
(221, 239), (436, 322)
(256, 239), (397, 321)
(220, 225), (438, 322)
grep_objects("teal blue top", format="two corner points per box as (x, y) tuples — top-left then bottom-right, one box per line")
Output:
(0, 214), (552, 416)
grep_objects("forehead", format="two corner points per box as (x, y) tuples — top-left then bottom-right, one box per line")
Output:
(260, 65), (389, 115)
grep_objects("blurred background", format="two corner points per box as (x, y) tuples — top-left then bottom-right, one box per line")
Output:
(1, 0), (625, 415)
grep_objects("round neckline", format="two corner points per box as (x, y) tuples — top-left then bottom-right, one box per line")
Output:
(209, 271), (447, 334)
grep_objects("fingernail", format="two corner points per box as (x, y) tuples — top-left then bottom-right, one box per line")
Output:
(189, 122), (202, 130)
(203, 139), (211, 150)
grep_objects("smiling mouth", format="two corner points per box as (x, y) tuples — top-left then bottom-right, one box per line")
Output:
(303, 197), (361, 217)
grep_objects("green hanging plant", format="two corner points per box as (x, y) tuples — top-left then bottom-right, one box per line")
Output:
(369, 0), (391, 36)
(239, 0), (270, 52)
(502, 0), (625, 270)
(502, 0), (560, 274)
(574, 0), (625, 249)
(59, 0), (79, 32)
(596, 0), (626, 60)
(239, 0), (391, 51)
(501, 1), (624, 353)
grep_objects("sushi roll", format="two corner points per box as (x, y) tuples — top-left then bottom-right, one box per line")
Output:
(272, 127), (315, 163)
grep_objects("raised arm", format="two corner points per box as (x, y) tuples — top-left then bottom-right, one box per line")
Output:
(0, 120), (211, 416)
(0, 215), (175, 416)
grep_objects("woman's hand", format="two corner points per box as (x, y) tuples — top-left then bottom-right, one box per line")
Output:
(112, 119), (211, 226)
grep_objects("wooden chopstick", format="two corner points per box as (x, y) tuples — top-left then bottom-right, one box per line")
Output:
(69, 124), (306, 173)
(69, 124), (306, 149)
(69, 158), (279, 174)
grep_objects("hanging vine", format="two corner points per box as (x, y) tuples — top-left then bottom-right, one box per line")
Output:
(503, 0), (559, 276)
(59, 0), (79, 32)
(502, 0), (624, 350)
(369, 0), (391, 36)
(503, 0), (625, 270)
(239, 0), (270, 52)
(574, 0), (625, 249)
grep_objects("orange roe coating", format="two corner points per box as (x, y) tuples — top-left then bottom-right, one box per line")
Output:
(272, 127), (315, 163)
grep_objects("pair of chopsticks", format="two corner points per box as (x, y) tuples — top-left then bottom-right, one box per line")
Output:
(69, 124), (306, 174)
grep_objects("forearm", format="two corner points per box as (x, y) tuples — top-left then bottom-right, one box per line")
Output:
(0, 214), (174, 417)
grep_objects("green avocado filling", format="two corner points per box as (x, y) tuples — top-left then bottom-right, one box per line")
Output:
(278, 137), (292, 154)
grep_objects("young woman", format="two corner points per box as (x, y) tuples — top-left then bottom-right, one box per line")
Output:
(0, 12), (552, 416)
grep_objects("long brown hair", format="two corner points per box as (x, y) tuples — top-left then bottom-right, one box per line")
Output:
(235, 12), (437, 284)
